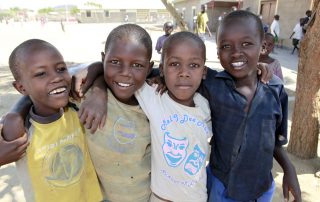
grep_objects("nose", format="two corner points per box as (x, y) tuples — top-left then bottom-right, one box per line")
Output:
(231, 45), (243, 58)
(120, 63), (132, 76)
(50, 71), (64, 83)
(178, 65), (191, 78)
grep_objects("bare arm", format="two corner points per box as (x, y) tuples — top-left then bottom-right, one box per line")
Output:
(274, 146), (301, 202)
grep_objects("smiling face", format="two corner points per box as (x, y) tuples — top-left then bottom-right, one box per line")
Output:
(102, 38), (152, 105)
(164, 23), (173, 35)
(160, 38), (207, 107)
(260, 34), (274, 56)
(13, 45), (71, 117)
(217, 18), (262, 81)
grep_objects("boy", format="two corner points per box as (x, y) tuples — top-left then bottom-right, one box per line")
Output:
(6, 39), (102, 202)
(202, 11), (301, 201)
(155, 21), (174, 54)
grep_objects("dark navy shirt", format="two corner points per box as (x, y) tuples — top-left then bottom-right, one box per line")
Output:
(199, 69), (288, 201)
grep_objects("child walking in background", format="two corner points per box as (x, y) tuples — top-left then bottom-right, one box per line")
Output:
(201, 10), (301, 201)
(135, 32), (211, 201)
(155, 21), (174, 54)
(290, 18), (305, 54)
(259, 33), (284, 81)
(5, 39), (102, 202)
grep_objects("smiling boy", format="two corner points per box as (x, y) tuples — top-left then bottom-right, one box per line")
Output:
(7, 39), (102, 202)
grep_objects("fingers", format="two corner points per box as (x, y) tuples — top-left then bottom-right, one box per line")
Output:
(283, 183), (289, 202)
(90, 117), (101, 134)
(99, 115), (106, 129)
(78, 107), (88, 125)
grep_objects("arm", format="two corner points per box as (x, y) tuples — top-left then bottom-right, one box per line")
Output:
(70, 61), (104, 100)
(0, 125), (28, 166)
(155, 38), (162, 54)
(78, 75), (108, 134)
(206, 23), (212, 37)
(2, 96), (32, 141)
(274, 146), (301, 202)
(289, 32), (295, 39)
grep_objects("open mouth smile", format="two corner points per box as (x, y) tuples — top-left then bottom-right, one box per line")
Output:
(48, 87), (68, 95)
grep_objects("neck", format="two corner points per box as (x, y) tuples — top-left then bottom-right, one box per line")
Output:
(234, 71), (258, 89)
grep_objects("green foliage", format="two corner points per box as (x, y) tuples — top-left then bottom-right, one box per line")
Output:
(38, 7), (54, 14)
(70, 7), (80, 15)
(84, 2), (102, 9)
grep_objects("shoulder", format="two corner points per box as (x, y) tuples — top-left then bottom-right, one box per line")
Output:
(268, 74), (283, 86)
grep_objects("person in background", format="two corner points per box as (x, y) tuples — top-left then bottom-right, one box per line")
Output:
(290, 18), (305, 54)
(302, 10), (312, 33)
(270, 14), (280, 47)
(260, 33), (284, 80)
(155, 21), (174, 54)
(196, 4), (212, 41)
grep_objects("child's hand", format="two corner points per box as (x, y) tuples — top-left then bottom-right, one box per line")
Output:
(146, 76), (167, 95)
(70, 68), (90, 101)
(282, 164), (301, 202)
(2, 113), (26, 141)
(78, 78), (108, 134)
(257, 62), (273, 84)
(0, 124), (29, 166)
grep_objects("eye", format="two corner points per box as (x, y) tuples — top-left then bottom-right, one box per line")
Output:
(242, 42), (252, 47)
(110, 60), (120, 65)
(169, 62), (179, 67)
(57, 66), (67, 73)
(132, 63), (144, 69)
(220, 44), (230, 49)
(190, 63), (201, 69)
(34, 71), (46, 77)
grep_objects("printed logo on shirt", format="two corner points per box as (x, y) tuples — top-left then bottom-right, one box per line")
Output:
(184, 144), (206, 175)
(43, 144), (84, 187)
(113, 117), (136, 144)
(162, 132), (189, 167)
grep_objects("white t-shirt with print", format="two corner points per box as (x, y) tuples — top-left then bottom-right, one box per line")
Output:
(135, 83), (212, 202)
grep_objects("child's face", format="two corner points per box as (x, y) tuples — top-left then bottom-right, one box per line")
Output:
(260, 36), (274, 56)
(164, 25), (173, 35)
(102, 38), (153, 105)
(13, 46), (71, 116)
(217, 19), (262, 80)
(160, 39), (207, 107)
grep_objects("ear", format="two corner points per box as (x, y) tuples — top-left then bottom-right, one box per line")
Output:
(12, 81), (28, 95)
(147, 61), (154, 75)
(202, 66), (208, 80)
(101, 52), (105, 63)
(159, 63), (164, 77)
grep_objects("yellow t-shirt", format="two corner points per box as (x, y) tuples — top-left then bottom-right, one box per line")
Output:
(197, 12), (209, 34)
(16, 106), (102, 202)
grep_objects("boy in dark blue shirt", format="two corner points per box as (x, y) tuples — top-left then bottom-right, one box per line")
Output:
(201, 11), (301, 202)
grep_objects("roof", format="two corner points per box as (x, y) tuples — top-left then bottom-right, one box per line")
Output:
(78, 0), (166, 10)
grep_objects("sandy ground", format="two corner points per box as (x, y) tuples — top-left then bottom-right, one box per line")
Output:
(0, 21), (319, 202)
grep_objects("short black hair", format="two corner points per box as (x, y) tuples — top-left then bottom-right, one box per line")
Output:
(9, 39), (58, 80)
(218, 10), (264, 42)
(306, 10), (312, 15)
(274, 14), (280, 20)
(164, 21), (173, 29)
(265, 32), (275, 42)
(104, 24), (152, 60)
(161, 31), (206, 63)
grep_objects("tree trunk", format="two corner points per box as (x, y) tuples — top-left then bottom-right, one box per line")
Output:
(287, 0), (320, 158)
(160, 0), (189, 31)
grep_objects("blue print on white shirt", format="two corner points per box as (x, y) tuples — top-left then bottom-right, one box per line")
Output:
(184, 144), (206, 175)
(162, 132), (189, 167)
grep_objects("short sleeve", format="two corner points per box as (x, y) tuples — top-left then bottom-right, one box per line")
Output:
(275, 85), (288, 146)
(135, 82), (157, 119)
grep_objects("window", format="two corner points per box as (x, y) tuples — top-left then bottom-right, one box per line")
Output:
(104, 10), (109, 17)
(86, 10), (91, 17)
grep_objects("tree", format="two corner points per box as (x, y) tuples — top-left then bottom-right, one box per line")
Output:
(287, 0), (320, 158)
(160, 0), (188, 31)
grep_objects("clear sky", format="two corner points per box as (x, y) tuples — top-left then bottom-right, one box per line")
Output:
(0, 0), (164, 10)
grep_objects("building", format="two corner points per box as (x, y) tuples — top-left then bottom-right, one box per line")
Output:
(243, 0), (313, 47)
(78, 0), (172, 24)
(172, 0), (243, 32)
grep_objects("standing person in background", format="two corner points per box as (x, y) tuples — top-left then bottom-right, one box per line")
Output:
(290, 18), (305, 54)
(302, 10), (312, 33)
(196, 4), (212, 41)
(270, 15), (280, 47)
(155, 22), (173, 54)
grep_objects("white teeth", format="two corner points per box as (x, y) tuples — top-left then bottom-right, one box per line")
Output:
(49, 87), (67, 95)
(232, 62), (245, 67)
(117, 82), (131, 87)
